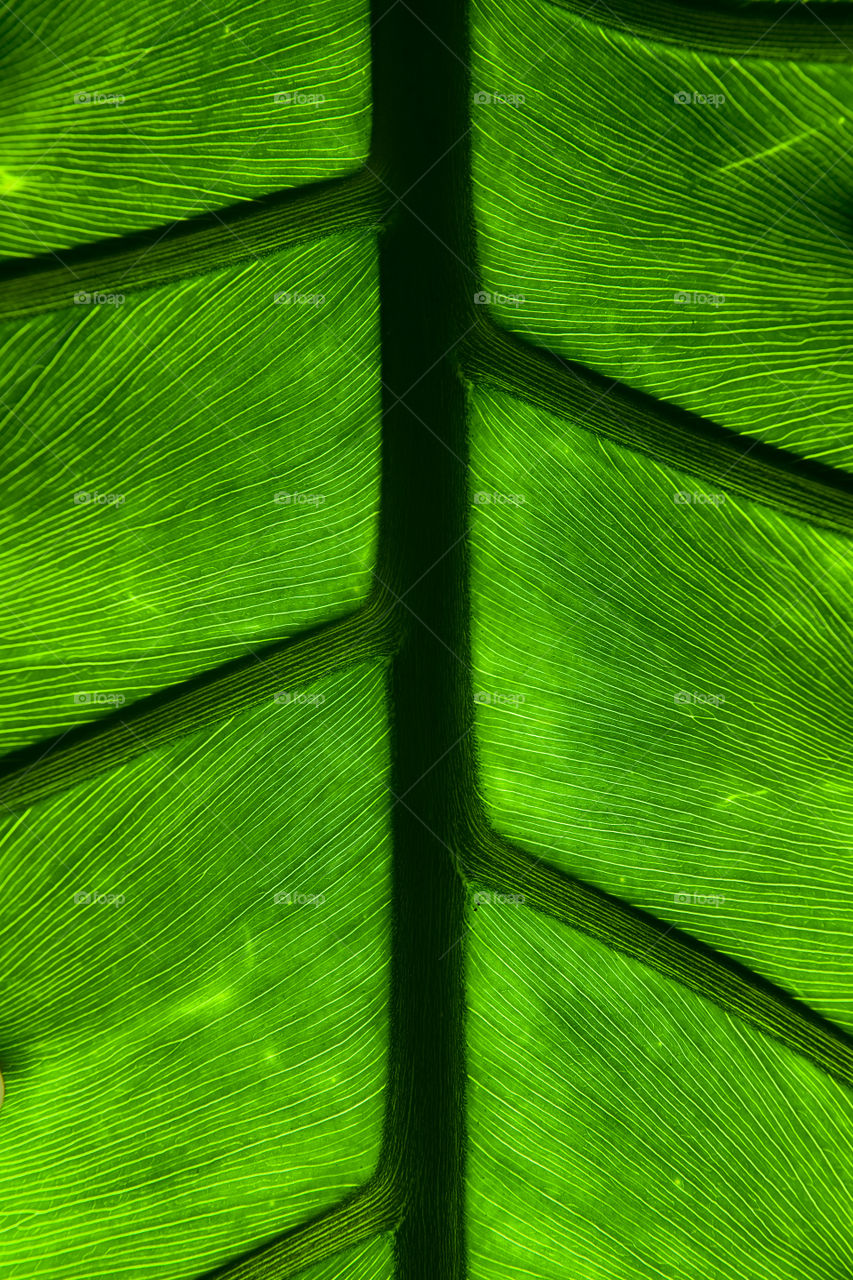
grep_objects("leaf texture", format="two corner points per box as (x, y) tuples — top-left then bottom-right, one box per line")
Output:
(0, 231), (380, 751)
(0, 663), (391, 1278)
(469, 386), (853, 1031)
(471, 0), (853, 467)
(294, 1235), (394, 1279)
(0, 0), (372, 258)
(468, 898), (853, 1280)
(0, 0), (851, 1274)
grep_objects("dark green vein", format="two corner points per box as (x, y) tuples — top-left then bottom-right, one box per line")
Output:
(369, 0), (477, 1272)
(464, 823), (853, 1091)
(197, 1159), (401, 1280)
(460, 320), (853, 536)
(547, 0), (853, 61)
(0, 166), (389, 319)
(0, 590), (399, 814)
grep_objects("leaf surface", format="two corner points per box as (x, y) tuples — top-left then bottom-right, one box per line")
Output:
(0, 664), (390, 1278)
(0, 231), (380, 750)
(468, 899), (853, 1280)
(296, 1236), (394, 1279)
(470, 386), (853, 1031)
(471, 0), (853, 466)
(0, 0), (371, 257)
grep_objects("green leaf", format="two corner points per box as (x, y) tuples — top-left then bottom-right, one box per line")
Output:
(294, 1237), (394, 1279)
(470, 386), (853, 1031)
(471, 0), (853, 467)
(0, 231), (380, 750)
(468, 899), (853, 1280)
(0, 664), (390, 1278)
(1, 0), (852, 1275)
(0, 0), (372, 257)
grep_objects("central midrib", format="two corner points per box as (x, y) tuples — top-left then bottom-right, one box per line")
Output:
(369, 0), (478, 1275)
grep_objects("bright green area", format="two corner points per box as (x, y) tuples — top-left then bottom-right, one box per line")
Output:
(0, 0), (371, 258)
(296, 1236), (394, 1279)
(471, 0), (853, 468)
(1, 0), (851, 1275)
(468, 899), (853, 1280)
(0, 663), (390, 1279)
(470, 387), (853, 1030)
(0, 231), (381, 751)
